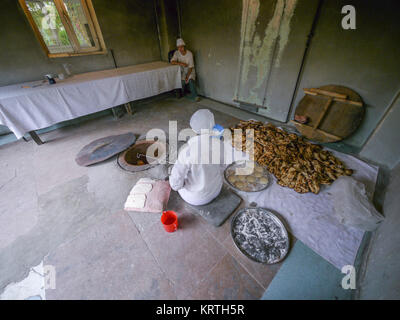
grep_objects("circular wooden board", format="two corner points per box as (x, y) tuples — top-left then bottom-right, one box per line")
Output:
(294, 85), (364, 143)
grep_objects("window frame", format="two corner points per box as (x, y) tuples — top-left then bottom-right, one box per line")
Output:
(19, 0), (107, 58)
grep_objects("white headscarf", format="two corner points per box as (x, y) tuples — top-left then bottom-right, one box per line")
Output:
(176, 38), (186, 47)
(190, 109), (215, 134)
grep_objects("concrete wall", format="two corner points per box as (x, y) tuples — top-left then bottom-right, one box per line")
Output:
(358, 163), (400, 299)
(0, 0), (161, 87)
(2, 0), (400, 164)
(291, 0), (400, 148)
(178, 0), (316, 118)
(236, 0), (319, 122)
(179, 0), (400, 151)
(155, 0), (180, 61)
(179, 0), (317, 113)
(360, 91), (400, 170)
(179, 0), (243, 107)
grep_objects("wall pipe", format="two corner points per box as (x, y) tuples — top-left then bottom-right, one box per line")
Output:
(285, 0), (324, 122)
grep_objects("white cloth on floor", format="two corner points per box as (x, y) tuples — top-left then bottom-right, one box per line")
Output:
(229, 149), (379, 270)
(0, 61), (182, 139)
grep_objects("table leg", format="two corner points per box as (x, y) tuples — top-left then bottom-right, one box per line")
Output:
(29, 131), (44, 145)
(111, 107), (118, 119)
(124, 102), (133, 115)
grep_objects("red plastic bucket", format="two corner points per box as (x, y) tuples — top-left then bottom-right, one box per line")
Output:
(161, 211), (178, 233)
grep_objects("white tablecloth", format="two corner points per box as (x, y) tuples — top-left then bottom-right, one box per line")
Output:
(0, 61), (182, 139)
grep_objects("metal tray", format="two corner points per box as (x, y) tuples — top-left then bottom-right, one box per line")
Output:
(75, 133), (136, 166)
(231, 207), (289, 264)
(224, 160), (271, 193)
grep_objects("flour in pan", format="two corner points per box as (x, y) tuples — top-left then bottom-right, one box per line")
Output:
(232, 208), (289, 264)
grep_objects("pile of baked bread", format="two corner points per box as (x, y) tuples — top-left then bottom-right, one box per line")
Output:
(230, 120), (353, 194)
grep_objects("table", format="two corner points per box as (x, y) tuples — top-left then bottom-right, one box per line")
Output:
(0, 61), (181, 144)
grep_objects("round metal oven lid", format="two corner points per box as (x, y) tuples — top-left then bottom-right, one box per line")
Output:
(75, 133), (136, 166)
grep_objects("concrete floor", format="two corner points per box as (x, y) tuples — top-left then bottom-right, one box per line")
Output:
(357, 163), (400, 299)
(2, 94), (393, 300)
(0, 96), (284, 300)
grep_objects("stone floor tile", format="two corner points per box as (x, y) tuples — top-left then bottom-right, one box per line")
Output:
(45, 210), (176, 300)
(190, 253), (265, 300)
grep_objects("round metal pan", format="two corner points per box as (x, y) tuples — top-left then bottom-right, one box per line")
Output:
(224, 160), (271, 193)
(231, 207), (289, 264)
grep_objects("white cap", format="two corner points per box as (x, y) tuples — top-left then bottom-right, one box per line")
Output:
(176, 38), (186, 47)
(190, 109), (215, 134)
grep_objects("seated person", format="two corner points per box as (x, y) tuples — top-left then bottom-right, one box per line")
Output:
(170, 38), (199, 102)
(169, 109), (248, 206)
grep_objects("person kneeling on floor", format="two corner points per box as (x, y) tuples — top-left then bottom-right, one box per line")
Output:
(169, 109), (248, 206)
(170, 38), (200, 102)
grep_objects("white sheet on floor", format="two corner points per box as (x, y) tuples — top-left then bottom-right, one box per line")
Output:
(0, 61), (182, 139)
(230, 150), (379, 270)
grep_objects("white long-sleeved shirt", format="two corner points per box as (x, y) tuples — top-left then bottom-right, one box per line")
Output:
(169, 134), (249, 206)
(171, 50), (196, 81)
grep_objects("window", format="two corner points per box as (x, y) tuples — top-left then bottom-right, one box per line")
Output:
(19, 0), (106, 58)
